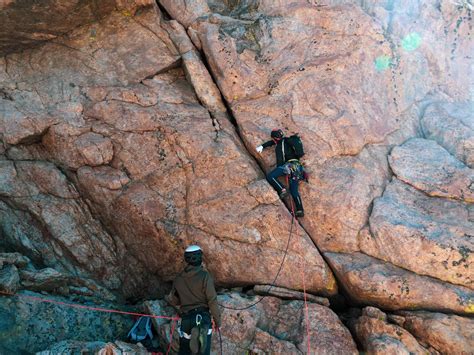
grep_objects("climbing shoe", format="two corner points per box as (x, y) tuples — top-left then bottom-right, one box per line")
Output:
(295, 210), (304, 218)
(279, 189), (288, 198)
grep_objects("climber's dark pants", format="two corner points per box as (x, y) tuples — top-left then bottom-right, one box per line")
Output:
(178, 311), (212, 355)
(266, 166), (304, 212)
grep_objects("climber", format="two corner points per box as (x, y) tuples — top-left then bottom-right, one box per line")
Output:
(166, 245), (221, 355)
(256, 128), (307, 217)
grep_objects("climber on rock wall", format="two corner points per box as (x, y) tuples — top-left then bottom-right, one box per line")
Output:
(257, 129), (307, 217)
(167, 245), (221, 355)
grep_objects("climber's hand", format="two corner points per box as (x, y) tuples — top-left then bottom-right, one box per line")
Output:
(256, 145), (263, 153)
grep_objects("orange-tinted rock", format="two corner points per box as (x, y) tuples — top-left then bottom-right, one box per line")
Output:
(74, 132), (114, 167)
(147, 293), (357, 354)
(159, 0), (210, 28)
(0, 160), (121, 290)
(399, 311), (474, 354)
(422, 101), (474, 168)
(326, 252), (474, 315)
(352, 307), (429, 355)
(254, 284), (330, 306)
(389, 138), (474, 202)
(367, 179), (473, 289)
(1, 4), (336, 298)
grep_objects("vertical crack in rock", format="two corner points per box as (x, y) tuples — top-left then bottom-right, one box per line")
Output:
(155, 0), (346, 282)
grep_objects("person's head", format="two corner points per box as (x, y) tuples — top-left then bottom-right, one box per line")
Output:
(184, 245), (203, 266)
(271, 128), (284, 142)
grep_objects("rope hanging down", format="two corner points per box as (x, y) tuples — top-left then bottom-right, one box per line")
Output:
(217, 176), (312, 352)
(218, 211), (295, 311)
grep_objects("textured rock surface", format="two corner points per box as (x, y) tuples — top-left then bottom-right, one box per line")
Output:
(389, 138), (474, 202)
(146, 293), (358, 354)
(0, 292), (134, 354)
(160, 0), (474, 256)
(253, 284), (330, 306)
(0, 160), (122, 291)
(351, 307), (429, 355)
(37, 340), (150, 355)
(422, 101), (474, 168)
(216, 293), (358, 354)
(398, 311), (474, 354)
(326, 252), (474, 315)
(0, 264), (20, 293)
(0, 0), (473, 353)
(367, 179), (473, 289)
(0, 252), (29, 269)
(0, 2), (336, 299)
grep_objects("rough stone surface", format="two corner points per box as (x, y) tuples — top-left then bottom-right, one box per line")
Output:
(422, 101), (474, 168)
(389, 138), (474, 202)
(0, 291), (134, 354)
(160, 0), (210, 28)
(351, 307), (429, 355)
(146, 293), (357, 354)
(398, 311), (474, 354)
(158, 0), (474, 256)
(326, 252), (474, 315)
(1, 3), (336, 299)
(253, 284), (330, 306)
(366, 179), (473, 289)
(0, 252), (30, 269)
(0, 0), (473, 353)
(0, 160), (123, 291)
(37, 340), (151, 354)
(19, 268), (73, 293)
(0, 264), (20, 293)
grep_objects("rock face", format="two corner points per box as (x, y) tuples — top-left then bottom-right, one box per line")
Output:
(398, 311), (474, 354)
(367, 179), (473, 289)
(351, 307), (430, 355)
(326, 252), (474, 315)
(0, 1), (336, 299)
(37, 340), (150, 355)
(146, 293), (358, 354)
(0, 0), (473, 353)
(0, 291), (133, 354)
(422, 102), (474, 168)
(389, 138), (474, 202)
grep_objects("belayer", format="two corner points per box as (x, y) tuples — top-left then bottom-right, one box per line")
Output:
(167, 245), (221, 355)
(257, 129), (307, 217)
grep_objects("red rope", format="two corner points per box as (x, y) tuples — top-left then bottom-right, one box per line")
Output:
(0, 290), (179, 320)
(289, 189), (311, 354)
(166, 318), (177, 355)
(300, 246), (311, 354)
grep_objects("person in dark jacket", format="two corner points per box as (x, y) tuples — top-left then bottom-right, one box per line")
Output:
(167, 245), (221, 355)
(256, 128), (305, 217)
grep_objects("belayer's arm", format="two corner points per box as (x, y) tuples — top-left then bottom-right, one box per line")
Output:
(165, 281), (180, 307)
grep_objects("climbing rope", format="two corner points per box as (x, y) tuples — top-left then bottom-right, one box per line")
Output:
(217, 175), (312, 352)
(218, 210), (295, 311)
(0, 290), (179, 355)
(294, 215), (312, 353)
